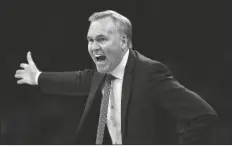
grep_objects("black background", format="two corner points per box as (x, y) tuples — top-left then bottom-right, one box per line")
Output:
(1, 0), (232, 144)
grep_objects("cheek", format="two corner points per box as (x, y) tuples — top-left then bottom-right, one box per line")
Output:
(88, 47), (92, 55)
(88, 45), (91, 52)
(107, 52), (119, 66)
(102, 42), (120, 62)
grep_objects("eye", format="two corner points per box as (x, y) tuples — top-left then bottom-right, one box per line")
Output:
(88, 39), (94, 45)
(97, 37), (106, 42)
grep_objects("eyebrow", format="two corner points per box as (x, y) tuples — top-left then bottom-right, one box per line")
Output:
(87, 34), (107, 40)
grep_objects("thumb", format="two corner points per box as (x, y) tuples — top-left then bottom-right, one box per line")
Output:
(27, 51), (34, 65)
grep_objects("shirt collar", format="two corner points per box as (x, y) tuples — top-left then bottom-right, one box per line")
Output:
(110, 49), (129, 80)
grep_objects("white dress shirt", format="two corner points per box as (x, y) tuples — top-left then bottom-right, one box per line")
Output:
(104, 49), (129, 144)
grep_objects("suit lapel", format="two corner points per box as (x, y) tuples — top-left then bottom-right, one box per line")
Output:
(84, 70), (105, 116)
(121, 49), (136, 139)
(76, 70), (105, 134)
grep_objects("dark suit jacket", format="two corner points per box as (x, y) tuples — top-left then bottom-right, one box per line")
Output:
(38, 49), (217, 144)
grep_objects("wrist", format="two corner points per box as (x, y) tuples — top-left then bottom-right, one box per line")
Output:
(35, 71), (42, 85)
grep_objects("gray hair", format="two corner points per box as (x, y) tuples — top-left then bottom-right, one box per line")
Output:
(89, 10), (132, 49)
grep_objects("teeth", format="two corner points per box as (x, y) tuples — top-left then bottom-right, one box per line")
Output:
(94, 55), (103, 57)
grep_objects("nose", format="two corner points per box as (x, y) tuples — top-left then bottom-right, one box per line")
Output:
(91, 41), (100, 51)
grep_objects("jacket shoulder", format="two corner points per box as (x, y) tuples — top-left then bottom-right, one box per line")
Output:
(134, 50), (171, 76)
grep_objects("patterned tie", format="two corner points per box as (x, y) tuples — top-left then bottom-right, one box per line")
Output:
(96, 74), (115, 145)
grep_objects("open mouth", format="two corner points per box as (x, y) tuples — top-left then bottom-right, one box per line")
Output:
(95, 55), (106, 62)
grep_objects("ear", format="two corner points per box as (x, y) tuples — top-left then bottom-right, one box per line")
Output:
(120, 35), (128, 51)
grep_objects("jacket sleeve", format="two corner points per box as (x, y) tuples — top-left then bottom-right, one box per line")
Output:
(38, 69), (94, 96)
(148, 62), (218, 144)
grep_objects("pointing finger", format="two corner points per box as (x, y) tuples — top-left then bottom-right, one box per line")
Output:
(27, 51), (34, 65)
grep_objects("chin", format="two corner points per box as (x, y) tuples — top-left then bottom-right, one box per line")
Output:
(96, 66), (111, 73)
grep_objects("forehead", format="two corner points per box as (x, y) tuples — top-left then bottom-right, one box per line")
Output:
(87, 17), (118, 37)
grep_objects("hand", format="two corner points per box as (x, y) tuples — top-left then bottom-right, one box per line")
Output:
(15, 51), (41, 85)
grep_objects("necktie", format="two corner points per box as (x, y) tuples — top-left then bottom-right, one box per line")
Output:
(96, 74), (115, 145)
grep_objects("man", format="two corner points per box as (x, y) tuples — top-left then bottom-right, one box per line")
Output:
(15, 10), (217, 144)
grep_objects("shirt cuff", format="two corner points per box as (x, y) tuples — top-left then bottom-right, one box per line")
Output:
(35, 71), (42, 85)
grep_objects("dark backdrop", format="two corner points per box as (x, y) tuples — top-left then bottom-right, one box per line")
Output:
(1, 0), (232, 144)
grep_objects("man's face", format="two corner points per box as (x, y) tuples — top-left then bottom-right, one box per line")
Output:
(87, 17), (125, 73)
